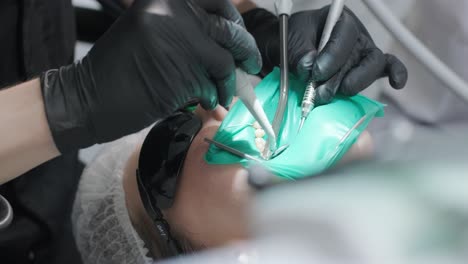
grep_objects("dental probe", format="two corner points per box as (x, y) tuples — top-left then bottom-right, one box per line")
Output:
(205, 138), (288, 162)
(204, 138), (263, 163)
(264, 0), (293, 159)
(235, 69), (277, 152)
(298, 0), (345, 132)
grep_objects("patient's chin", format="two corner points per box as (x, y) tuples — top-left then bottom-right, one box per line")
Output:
(338, 130), (374, 165)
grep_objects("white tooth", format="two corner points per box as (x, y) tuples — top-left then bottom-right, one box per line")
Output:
(253, 121), (261, 129)
(255, 129), (265, 138)
(255, 138), (266, 153)
(256, 143), (265, 153)
(255, 137), (266, 145)
(258, 145), (265, 153)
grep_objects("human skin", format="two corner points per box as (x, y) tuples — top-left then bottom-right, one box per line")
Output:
(0, 0), (255, 184)
(0, 79), (60, 184)
(122, 104), (374, 252)
(0, 0), (372, 186)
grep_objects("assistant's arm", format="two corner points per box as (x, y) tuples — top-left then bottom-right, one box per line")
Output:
(0, 79), (59, 183)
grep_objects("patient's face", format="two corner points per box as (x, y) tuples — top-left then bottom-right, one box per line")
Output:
(164, 104), (374, 249)
(165, 105), (252, 248)
(162, 103), (374, 249)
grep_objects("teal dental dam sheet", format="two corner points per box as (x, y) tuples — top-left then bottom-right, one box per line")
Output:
(205, 68), (385, 180)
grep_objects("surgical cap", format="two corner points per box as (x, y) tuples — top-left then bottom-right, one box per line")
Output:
(72, 130), (153, 264)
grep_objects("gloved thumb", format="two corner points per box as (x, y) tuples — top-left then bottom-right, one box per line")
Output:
(384, 54), (408, 90)
(293, 50), (317, 82)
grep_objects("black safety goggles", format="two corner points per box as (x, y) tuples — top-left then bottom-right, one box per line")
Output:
(136, 111), (202, 256)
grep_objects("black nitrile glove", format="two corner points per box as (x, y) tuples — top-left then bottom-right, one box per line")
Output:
(242, 6), (408, 105)
(41, 0), (261, 153)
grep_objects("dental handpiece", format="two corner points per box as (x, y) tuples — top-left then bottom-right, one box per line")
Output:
(298, 0), (345, 132)
(236, 69), (277, 152)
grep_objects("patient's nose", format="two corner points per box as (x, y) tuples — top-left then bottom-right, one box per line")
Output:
(195, 105), (228, 123)
(211, 106), (228, 121)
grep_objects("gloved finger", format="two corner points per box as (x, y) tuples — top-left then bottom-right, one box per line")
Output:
(198, 81), (220, 110)
(314, 70), (346, 105)
(383, 54), (408, 89)
(311, 11), (359, 83)
(293, 50), (317, 82)
(194, 0), (245, 26)
(196, 37), (237, 109)
(203, 13), (262, 75)
(340, 48), (386, 96)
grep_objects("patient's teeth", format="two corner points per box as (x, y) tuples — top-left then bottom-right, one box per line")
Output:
(255, 129), (265, 138)
(255, 138), (266, 153)
(253, 121), (261, 129)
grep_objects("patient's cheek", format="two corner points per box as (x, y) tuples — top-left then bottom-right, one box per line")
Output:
(339, 130), (374, 165)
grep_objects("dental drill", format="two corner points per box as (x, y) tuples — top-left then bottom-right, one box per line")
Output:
(298, 0), (346, 132)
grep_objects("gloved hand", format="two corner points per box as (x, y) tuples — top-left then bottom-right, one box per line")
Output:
(242, 6), (408, 105)
(41, 0), (261, 153)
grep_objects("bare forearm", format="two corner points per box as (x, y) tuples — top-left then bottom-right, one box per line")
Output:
(231, 0), (257, 13)
(0, 79), (60, 183)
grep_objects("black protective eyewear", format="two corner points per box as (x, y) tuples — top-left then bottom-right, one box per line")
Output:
(136, 111), (202, 256)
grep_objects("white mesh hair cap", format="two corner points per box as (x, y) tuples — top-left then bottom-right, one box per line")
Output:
(72, 130), (153, 264)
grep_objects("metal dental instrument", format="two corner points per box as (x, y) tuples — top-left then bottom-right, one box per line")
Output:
(205, 138), (288, 162)
(204, 138), (263, 163)
(298, 0), (346, 132)
(0, 194), (13, 230)
(338, 114), (368, 145)
(326, 114), (369, 162)
(264, 0), (293, 159)
(236, 69), (277, 153)
(271, 144), (289, 158)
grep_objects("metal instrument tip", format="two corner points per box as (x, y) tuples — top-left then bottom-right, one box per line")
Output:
(204, 138), (263, 163)
(298, 117), (306, 132)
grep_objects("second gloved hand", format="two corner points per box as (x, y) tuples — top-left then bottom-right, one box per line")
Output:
(242, 6), (408, 105)
(41, 0), (261, 153)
